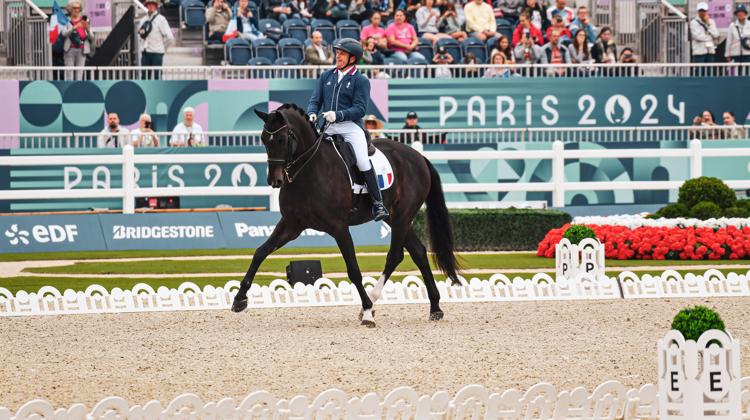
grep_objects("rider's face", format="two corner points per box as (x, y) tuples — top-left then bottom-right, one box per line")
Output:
(336, 50), (351, 69)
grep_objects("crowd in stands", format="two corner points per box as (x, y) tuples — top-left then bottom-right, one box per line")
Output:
(690, 109), (748, 140)
(97, 107), (207, 148)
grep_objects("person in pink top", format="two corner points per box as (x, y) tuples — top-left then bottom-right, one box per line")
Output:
(385, 9), (425, 62)
(360, 11), (388, 49)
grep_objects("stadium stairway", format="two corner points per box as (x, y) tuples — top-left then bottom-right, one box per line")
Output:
(162, 2), (203, 66)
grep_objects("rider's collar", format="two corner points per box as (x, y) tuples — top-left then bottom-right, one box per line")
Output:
(336, 65), (357, 76)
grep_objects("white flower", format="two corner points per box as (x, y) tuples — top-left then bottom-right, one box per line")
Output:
(572, 214), (750, 229)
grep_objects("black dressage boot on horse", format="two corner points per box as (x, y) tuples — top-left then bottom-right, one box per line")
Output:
(362, 166), (389, 221)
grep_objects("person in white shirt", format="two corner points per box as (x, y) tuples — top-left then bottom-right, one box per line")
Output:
(98, 113), (131, 148)
(726, 4), (750, 74)
(131, 113), (160, 147)
(546, 0), (574, 27)
(690, 2), (719, 67)
(139, 0), (174, 79)
(170, 107), (206, 147)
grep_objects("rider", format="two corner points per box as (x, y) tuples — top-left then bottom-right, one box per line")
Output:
(307, 38), (389, 222)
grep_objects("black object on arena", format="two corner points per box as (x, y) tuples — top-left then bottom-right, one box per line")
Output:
(286, 260), (323, 286)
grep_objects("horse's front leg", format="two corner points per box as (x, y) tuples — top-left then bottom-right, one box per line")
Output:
(332, 228), (375, 327)
(232, 218), (303, 312)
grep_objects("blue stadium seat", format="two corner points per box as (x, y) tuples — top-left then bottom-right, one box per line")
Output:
(336, 19), (360, 39)
(274, 57), (299, 65)
(283, 18), (309, 42)
(258, 18), (282, 33)
(496, 17), (513, 27)
(417, 37), (434, 62)
(311, 19), (336, 45)
(383, 56), (405, 65)
(407, 55), (428, 65)
(485, 36), (499, 58)
(252, 38), (278, 62)
(225, 38), (252, 65)
(462, 36), (487, 63)
(248, 57), (273, 65)
(182, 0), (206, 28)
(437, 38), (461, 63)
(278, 38), (304, 63)
(497, 24), (513, 45)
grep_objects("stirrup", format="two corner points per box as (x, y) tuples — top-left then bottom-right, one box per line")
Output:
(372, 201), (389, 221)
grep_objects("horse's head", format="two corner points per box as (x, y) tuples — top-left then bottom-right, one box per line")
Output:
(255, 109), (294, 188)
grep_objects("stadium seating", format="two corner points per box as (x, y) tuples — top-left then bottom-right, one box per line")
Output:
(249, 57), (273, 65)
(225, 38), (252, 65)
(274, 57), (299, 65)
(437, 38), (461, 63)
(462, 37), (487, 63)
(383, 56), (405, 65)
(283, 18), (309, 42)
(417, 37), (434, 62)
(336, 19), (361, 40)
(278, 38), (304, 63)
(311, 19), (336, 45)
(181, 0), (207, 28)
(258, 18), (282, 33)
(253, 38), (279, 62)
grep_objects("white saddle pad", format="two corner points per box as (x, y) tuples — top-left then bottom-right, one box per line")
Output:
(352, 148), (395, 194)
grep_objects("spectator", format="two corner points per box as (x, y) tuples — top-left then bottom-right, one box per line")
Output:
(546, 0), (573, 27)
(513, 12), (543, 46)
(568, 28), (591, 64)
(619, 47), (637, 63)
(224, 0), (265, 41)
(399, 111), (424, 143)
(131, 114), (160, 148)
(690, 2), (719, 67)
(61, 1), (92, 80)
(514, 28), (541, 64)
(463, 51), (481, 76)
(701, 109), (717, 126)
(264, 0), (300, 22)
(591, 26), (617, 64)
(437, 2), (467, 42)
(522, 0), (548, 32)
(372, 0), (394, 20)
(490, 35), (514, 63)
(432, 45), (454, 78)
(723, 111), (748, 139)
(417, 0), (451, 43)
(365, 114), (386, 139)
(385, 9), (425, 62)
(404, 0), (422, 23)
(98, 113), (131, 148)
(361, 11), (389, 50)
(691, 109), (720, 140)
(569, 6), (597, 44)
(725, 4), (750, 73)
(170, 107), (206, 147)
(539, 28), (570, 76)
(360, 37), (385, 64)
(464, 0), (497, 41)
(139, 0), (174, 77)
(304, 30), (334, 64)
(494, 0), (523, 26)
(484, 52), (515, 78)
(323, 0), (349, 21)
(206, 0), (231, 42)
(348, 0), (372, 23)
(545, 15), (571, 44)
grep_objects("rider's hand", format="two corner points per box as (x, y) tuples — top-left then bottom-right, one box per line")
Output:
(323, 111), (337, 123)
(308, 113), (317, 123)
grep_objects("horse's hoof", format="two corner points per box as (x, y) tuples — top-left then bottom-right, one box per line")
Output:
(361, 320), (377, 328)
(231, 298), (248, 313)
(429, 311), (444, 321)
(358, 309), (375, 321)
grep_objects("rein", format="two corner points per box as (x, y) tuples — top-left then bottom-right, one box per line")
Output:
(263, 120), (328, 184)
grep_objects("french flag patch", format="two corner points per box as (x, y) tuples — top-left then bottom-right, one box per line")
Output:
(377, 173), (393, 189)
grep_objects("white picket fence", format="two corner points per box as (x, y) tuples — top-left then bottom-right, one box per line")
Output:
(1, 269), (749, 317)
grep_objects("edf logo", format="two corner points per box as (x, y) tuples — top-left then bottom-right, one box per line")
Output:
(4, 224), (78, 246)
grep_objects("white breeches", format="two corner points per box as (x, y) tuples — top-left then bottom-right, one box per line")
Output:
(326, 121), (372, 172)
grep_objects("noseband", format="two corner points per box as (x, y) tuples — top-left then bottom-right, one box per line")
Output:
(262, 121), (324, 184)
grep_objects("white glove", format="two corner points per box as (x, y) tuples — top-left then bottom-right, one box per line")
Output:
(323, 111), (337, 123)
(308, 113), (317, 123)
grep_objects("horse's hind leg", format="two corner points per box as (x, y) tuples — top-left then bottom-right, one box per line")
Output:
(404, 227), (443, 320)
(367, 221), (408, 306)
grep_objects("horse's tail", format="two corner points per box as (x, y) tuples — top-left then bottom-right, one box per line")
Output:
(423, 157), (461, 282)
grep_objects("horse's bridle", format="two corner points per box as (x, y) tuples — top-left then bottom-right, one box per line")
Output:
(262, 120), (325, 184)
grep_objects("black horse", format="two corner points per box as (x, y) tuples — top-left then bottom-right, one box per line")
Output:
(231, 104), (459, 326)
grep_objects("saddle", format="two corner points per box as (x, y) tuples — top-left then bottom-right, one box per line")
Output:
(324, 130), (377, 187)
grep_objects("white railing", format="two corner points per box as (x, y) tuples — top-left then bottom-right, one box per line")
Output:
(1, 125), (746, 149)
(0, 138), (749, 211)
(0, 62), (748, 81)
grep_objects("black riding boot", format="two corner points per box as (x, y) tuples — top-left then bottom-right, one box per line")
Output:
(362, 166), (389, 221)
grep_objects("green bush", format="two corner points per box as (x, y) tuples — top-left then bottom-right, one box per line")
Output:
(678, 177), (736, 210)
(412, 208), (571, 251)
(671, 306), (725, 341)
(562, 225), (597, 244)
(690, 201), (723, 220)
(724, 206), (750, 218)
(654, 203), (690, 219)
(736, 199), (750, 212)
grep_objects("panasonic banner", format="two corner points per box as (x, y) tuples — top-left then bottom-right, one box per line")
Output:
(0, 212), (389, 253)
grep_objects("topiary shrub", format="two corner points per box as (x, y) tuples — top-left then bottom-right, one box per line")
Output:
(678, 176), (736, 210)
(654, 203), (690, 219)
(736, 199), (750, 212)
(724, 206), (750, 218)
(562, 225), (597, 244)
(690, 201), (723, 220)
(671, 305), (725, 341)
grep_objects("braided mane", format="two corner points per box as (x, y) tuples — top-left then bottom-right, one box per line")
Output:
(277, 103), (319, 135)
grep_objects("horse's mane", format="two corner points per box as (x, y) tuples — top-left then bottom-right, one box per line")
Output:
(276, 103), (318, 136)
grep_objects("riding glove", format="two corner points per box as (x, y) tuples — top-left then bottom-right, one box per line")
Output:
(308, 113), (317, 123)
(323, 111), (337, 123)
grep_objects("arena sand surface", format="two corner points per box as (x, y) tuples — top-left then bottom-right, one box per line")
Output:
(1, 298), (750, 410)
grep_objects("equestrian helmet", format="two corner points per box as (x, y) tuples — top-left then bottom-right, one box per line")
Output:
(332, 38), (364, 60)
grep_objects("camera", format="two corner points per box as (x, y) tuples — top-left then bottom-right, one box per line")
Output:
(144, 121), (152, 129)
(82, 15), (88, 21)
(523, 29), (530, 36)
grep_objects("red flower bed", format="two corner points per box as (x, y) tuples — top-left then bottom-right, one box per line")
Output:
(537, 224), (750, 260)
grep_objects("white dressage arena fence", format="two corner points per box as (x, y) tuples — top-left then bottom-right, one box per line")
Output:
(555, 238), (606, 279)
(2, 269), (750, 317)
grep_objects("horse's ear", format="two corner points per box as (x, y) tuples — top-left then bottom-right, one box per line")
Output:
(254, 109), (269, 122)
